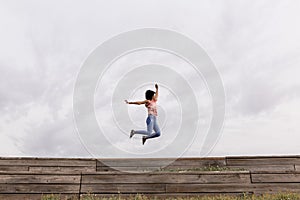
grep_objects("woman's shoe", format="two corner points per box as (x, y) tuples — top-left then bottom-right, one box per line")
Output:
(142, 136), (147, 145)
(130, 130), (135, 138)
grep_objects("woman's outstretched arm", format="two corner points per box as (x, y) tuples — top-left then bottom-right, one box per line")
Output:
(124, 99), (148, 105)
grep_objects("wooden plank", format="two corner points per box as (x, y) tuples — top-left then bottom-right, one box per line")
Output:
(97, 159), (174, 167)
(97, 157), (226, 167)
(29, 166), (96, 173)
(251, 183), (300, 194)
(0, 194), (78, 200)
(227, 155), (300, 159)
(0, 184), (79, 193)
(82, 173), (250, 184)
(81, 183), (165, 193)
(0, 171), (81, 175)
(161, 164), (228, 170)
(166, 183), (253, 193)
(81, 192), (251, 199)
(97, 166), (161, 172)
(0, 158), (96, 166)
(0, 166), (29, 172)
(227, 165), (295, 172)
(166, 183), (300, 193)
(251, 173), (300, 183)
(226, 157), (300, 166)
(83, 171), (250, 175)
(0, 174), (80, 184)
(168, 158), (226, 167)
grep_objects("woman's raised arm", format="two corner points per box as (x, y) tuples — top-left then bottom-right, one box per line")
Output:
(153, 83), (158, 101)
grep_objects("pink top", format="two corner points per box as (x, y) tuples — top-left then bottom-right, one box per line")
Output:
(145, 99), (158, 116)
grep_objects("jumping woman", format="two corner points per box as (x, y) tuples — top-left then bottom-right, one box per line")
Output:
(124, 83), (161, 145)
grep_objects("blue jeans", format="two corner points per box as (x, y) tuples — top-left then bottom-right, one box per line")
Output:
(134, 114), (161, 139)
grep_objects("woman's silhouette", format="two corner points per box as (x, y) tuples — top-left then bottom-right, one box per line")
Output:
(125, 84), (161, 145)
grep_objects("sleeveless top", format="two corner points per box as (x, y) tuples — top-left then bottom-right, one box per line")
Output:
(145, 99), (158, 116)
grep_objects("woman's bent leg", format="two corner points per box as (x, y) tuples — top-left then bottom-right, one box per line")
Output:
(145, 132), (160, 139)
(134, 116), (154, 135)
(133, 130), (149, 135)
(145, 116), (161, 139)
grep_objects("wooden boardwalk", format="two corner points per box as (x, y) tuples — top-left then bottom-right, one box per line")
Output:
(1, 156), (300, 199)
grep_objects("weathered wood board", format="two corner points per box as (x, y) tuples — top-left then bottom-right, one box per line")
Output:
(0, 156), (300, 198)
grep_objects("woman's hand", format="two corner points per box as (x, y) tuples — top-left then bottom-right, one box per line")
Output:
(155, 83), (158, 89)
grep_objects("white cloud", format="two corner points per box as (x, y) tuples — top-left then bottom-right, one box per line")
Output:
(0, 0), (300, 157)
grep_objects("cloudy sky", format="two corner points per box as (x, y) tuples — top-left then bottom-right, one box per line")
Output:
(1, 0), (300, 157)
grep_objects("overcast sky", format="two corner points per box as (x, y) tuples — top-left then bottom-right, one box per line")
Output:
(1, 0), (300, 157)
